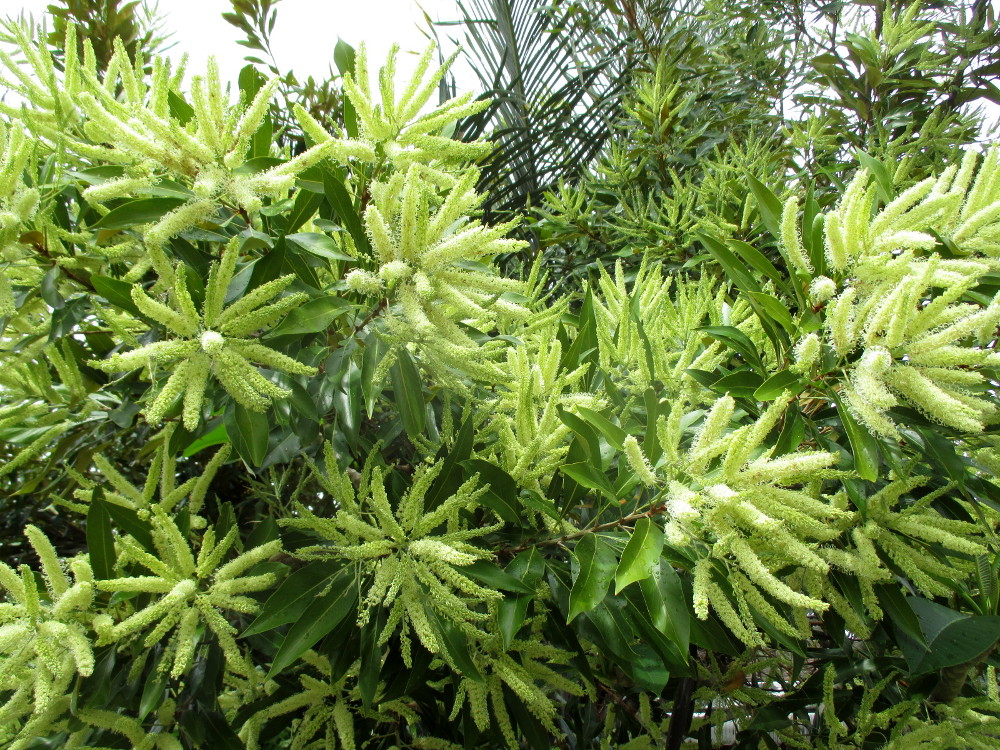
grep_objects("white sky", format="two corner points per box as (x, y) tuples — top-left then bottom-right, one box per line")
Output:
(8, 0), (473, 94)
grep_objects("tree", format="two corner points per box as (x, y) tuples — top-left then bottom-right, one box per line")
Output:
(1, 2), (1000, 748)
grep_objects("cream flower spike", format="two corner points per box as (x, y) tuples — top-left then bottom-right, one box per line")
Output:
(295, 42), (493, 172)
(0, 527), (95, 738)
(89, 238), (317, 428)
(283, 453), (502, 668)
(95, 508), (282, 678)
(0, 34), (339, 263)
(364, 164), (529, 347)
(0, 122), (40, 316)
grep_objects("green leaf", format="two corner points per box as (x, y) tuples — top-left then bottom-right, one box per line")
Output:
(360, 334), (387, 418)
(389, 349), (425, 438)
(267, 566), (358, 679)
(224, 403), (270, 468)
(639, 560), (690, 655)
(575, 406), (627, 451)
(270, 296), (352, 336)
(430, 609), (483, 681)
(461, 459), (521, 523)
(746, 291), (794, 331)
(697, 232), (761, 294)
(286, 232), (354, 262)
(568, 533), (617, 623)
(558, 407), (602, 466)
(460, 560), (535, 594)
(323, 168), (370, 256)
(614, 517), (664, 594)
(857, 151), (895, 204)
(747, 174), (783, 239)
(87, 489), (116, 580)
(426, 416), (475, 511)
(93, 197), (186, 229)
(182, 422), (230, 458)
(831, 391), (879, 481)
(498, 548), (544, 648)
(729, 240), (791, 295)
(698, 325), (764, 374)
(754, 370), (801, 402)
(242, 561), (343, 637)
(902, 597), (1000, 674)
(561, 461), (617, 503)
(359, 604), (387, 708)
(283, 190), (324, 235)
(103, 500), (154, 553)
(333, 38), (356, 76)
(91, 275), (144, 319)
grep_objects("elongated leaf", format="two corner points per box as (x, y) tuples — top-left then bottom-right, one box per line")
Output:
(389, 349), (425, 438)
(224, 403), (270, 468)
(614, 517), (664, 594)
(91, 275), (144, 319)
(87, 488), (116, 580)
(575, 406), (626, 451)
(242, 561), (343, 637)
(831, 392), (879, 481)
(902, 597), (1000, 674)
(93, 197), (186, 229)
(698, 325), (765, 374)
(323, 168), (370, 255)
(568, 533), (616, 622)
(561, 461), (617, 503)
(462, 459), (521, 523)
(430, 609), (483, 681)
(286, 232), (354, 262)
(499, 548), (544, 648)
(640, 560), (690, 655)
(267, 567), (358, 679)
(746, 174), (783, 239)
(754, 370), (801, 402)
(460, 560), (535, 594)
(270, 296), (352, 336)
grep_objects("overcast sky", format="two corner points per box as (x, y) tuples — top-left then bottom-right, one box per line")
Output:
(9, 0), (474, 95)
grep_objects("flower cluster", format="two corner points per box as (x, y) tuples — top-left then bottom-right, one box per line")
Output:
(785, 148), (1000, 435)
(299, 43), (532, 381)
(89, 237), (317, 428)
(483, 327), (602, 491)
(450, 633), (584, 750)
(284, 446), (501, 668)
(652, 395), (846, 644)
(95, 507), (282, 678)
(239, 651), (415, 750)
(0, 527), (95, 749)
(0, 123), (39, 316)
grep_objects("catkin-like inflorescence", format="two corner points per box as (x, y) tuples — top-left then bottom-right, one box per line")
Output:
(89, 240), (316, 428)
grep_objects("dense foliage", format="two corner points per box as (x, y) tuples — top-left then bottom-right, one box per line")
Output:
(1, 1), (1000, 748)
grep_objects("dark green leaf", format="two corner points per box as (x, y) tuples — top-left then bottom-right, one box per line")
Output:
(267, 566), (358, 679)
(93, 198), (186, 229)
(87, 489), (116, 580)
(614, 516), (664, 594)
(286, 232), (354, 261)
(461, 459), (521, 523)
(270, 296), (352, 336)
(389, 349), (425, 438)
(568, 533), (616, 622)
(224, 403), (270, 467)
(831, 391), (879, 481)
(754, 370), (802, 402)
(242, 561), (343, 637)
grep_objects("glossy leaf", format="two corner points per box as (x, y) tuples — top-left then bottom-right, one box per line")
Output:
(614, 516), (664, 594)
(567, 533), (616, 623)
(266, 566), (358, 679)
